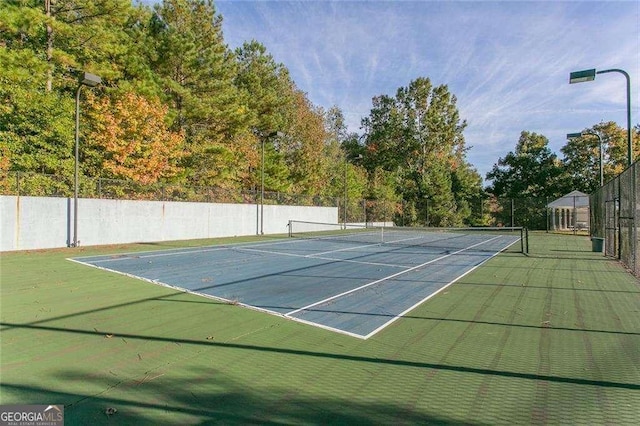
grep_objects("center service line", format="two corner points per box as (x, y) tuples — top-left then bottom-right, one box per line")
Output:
(285, 235), (502, 317)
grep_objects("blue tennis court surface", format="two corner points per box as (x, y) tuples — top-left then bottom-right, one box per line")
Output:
(70, 230), (521, 339)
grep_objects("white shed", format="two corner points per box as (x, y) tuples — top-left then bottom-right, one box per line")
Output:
(547, 190), (590, 231)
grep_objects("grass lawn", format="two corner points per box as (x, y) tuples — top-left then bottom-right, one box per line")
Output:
(1, 232), (639, 424)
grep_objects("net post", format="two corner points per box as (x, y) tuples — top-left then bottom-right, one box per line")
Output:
(526, 228), (529, 254)
(520, 227), (524, 253)
(288, 220), (292, 238)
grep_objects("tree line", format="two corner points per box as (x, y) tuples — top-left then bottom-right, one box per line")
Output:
(2, 0), (638, 228)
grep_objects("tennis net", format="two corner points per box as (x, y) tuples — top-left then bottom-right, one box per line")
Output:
(288, 220), (528, 254)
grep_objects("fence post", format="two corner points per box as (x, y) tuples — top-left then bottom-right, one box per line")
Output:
(545, 197), (549, 233)
(511, 198), (515, 227)
(618, 176), (622, 260)
(425, 198), (429, 227)
(634, 162), (638, 275)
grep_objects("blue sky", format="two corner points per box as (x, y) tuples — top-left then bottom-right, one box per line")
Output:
(215, 0), (640, 177)
(207, 1), (638, 180)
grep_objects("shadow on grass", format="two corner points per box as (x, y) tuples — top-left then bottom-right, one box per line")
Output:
(2, 373), (471, 425)
(454, 281), (640, 294)
(549, 249), (595, 253)
(3, 275), (637, 341)
(525, 254), (610, 261)
(2, 322), (638, 392)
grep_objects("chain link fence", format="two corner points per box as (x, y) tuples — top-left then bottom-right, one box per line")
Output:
(0, 171), (338, 207)
(590, 160), (639, 276)
(341, 196), (584, 231)
(3, 171), (609, 239)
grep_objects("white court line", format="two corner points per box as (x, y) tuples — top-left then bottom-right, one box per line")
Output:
(76, 229), (461, 264)
(362, 236), (520, 339)
(236, 230), (468, 267)
(68, 254), (371, 340)
(309, 240), (383, 257)
(74, 238), (305, 263)
(72, 232), (442, 272)
(83, 246), (232, 262)
(285, 235), (503, 317)
(306, 231), (458, 257)
(234, 246), (410, 269)
(69, 234), (521, 340)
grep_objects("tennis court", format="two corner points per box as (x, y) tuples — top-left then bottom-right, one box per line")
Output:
(70, 224), (525, 339)
(3, 231), (639, 424)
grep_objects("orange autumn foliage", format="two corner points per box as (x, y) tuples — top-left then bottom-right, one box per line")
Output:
(89, 93), (185, 184)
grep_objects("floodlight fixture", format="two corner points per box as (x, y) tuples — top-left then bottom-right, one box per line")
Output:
(569, 69), (596, 84)
(568, 67), (632, 166)
(80, 72), (102, 87)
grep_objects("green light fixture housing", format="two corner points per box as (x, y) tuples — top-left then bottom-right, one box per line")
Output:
(569, 69), (596, 84)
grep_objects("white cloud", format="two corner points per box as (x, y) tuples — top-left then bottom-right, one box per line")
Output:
(217, 0), (640, 179)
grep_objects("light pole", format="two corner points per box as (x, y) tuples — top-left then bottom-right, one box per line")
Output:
(260, 131), (283, 235)
(567, 130), (605, 187)
(569, 68), (632, 167)
(343, 153), (362, 226)
(73, 71), (101, 247)
(424, 196), (430, 227)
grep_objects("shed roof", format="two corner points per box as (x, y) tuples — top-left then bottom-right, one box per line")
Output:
(547, 190), (590, 209)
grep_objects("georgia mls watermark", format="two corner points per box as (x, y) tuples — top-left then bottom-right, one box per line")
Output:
(0, 405), (64, 426)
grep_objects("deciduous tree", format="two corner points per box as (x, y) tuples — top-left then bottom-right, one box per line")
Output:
(486, 131), (564, 199)
(361, 77), (475, 226)
(87, 92), (185, 184)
